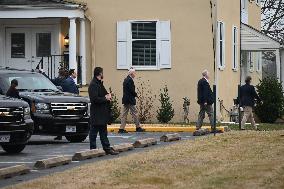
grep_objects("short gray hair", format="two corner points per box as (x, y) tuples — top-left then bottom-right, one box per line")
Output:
(202, 69), (209, 77)
(128, 67), (136, 75)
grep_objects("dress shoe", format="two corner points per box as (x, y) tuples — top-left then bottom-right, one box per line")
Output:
(118, 129), (128, 134)
(136, 127), (146, 132)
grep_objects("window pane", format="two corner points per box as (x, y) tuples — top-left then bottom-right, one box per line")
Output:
(220, 41), (223, 66)
(132, 40), (156, 66)
(36, 33), (51, 57)
(219, 23), (223, 40)
(233, 27), (237, 69)
(249, 53), (253, 69)
(234, 28), (236, 43)
(233, 45), (236, 68)
(11, 33), (25, 58)
(132, 22), (156, 39)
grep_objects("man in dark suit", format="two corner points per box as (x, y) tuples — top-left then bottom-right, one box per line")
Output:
(6, 79), (20, 99)
(62, 69), (79, 94)
(240, 76), (261, 130)
(119, 68), (145, 133)
(88, 67), (118, 155)
(196, 70), (214, 130)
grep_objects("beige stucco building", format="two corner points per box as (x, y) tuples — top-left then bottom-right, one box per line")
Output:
(0, 0), (282, 123)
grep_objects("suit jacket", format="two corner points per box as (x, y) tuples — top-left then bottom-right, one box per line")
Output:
(88, 78), (111, 126)
(122, 75), (137, 105)
(240, 83), (261, 107)
(6, 87), (20, 99)
(62, 77), (79, 94)
(197, 78), (214, 105)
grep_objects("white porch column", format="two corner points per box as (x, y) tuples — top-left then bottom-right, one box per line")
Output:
(69, 18), (77, 72)
(275, 49), (281, 81)
(79, 18), (87, 85)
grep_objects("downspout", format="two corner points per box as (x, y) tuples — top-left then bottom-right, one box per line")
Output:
(210, 0), (218, 134)
(238, 0), (242, 130)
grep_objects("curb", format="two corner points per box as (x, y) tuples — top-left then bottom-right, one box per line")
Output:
(133, 138), (158, 148)
(108, 126), (228, 133)
(72, 149), (106, 161)
(160, 133), (181, 142)
(0, 165), (30, 179)
(111, 143), (134, 152)
(34, 156), (72, 169)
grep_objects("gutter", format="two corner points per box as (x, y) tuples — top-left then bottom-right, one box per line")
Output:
(0, 4), (87, 11)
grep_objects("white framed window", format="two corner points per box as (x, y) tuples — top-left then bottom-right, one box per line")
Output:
(217, 21), (225, 70)
(248, 52), (254, 72)
(232, 26), (238, 71)
(256, 52), (262, 72)
(241, 0), (249, 24)
(131, 22), (157, 68)
(117, 20), (171, 70)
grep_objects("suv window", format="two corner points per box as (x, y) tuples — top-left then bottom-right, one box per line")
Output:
(0, 73), (59, 93)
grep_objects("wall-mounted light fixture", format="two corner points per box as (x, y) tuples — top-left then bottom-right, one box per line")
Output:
(64, 34), (69, 48)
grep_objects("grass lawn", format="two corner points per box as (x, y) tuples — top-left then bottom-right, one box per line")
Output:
(227, 123), (284, 131)
(5, 131), (284, 189)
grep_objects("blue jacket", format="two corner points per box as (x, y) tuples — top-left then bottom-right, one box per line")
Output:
(62, 77), (79, 94)
(240, 84), (261, 107)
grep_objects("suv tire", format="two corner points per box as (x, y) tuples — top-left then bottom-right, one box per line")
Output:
(1, 144), (26, 153)
(65, 135), (88, 143)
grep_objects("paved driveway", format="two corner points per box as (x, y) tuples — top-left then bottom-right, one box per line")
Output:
(0, 132), (196, 188)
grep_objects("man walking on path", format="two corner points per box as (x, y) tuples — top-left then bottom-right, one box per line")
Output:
(62, 69), (79, 94)
(119, 68), (145, 133)
(196, 70), (214, 130)
(88, 67), (118, 155)
(240, 76), (261, 130)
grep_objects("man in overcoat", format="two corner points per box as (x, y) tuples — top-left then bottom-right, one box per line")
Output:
(88, 67), (118, 155)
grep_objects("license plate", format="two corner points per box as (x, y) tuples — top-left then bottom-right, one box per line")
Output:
(0, 135), (10, 143)
(66, 126), (76, 133)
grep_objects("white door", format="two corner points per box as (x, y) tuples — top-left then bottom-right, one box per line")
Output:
(6, 26), (58, 74)
(31, 27), (59, 76)
(6, 28), (32, 69)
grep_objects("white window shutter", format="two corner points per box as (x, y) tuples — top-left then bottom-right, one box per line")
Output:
(117, 21), (130, 69)
(159, 21), (171, 69)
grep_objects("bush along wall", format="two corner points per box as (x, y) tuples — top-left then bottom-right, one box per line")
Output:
(255, 77), (284, 123)
(157, 85), (175, 123)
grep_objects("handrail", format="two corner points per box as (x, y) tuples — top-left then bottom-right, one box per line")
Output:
(35, 54), (83, 85)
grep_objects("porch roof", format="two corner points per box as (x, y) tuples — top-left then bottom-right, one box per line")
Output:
(241, 23), (281, 51)
(0, 0), (86, 10)
(0, 0), (86, 18)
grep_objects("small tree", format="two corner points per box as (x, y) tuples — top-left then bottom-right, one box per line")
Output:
(157, 85), (175, 123)
(109, 88), (121, 123)
(255, 77), (284, 123)
(136, 78), (156, 123)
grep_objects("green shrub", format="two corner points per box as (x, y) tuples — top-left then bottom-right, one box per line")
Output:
(157, 85), (175, 123)
(255, 77), (284, 123)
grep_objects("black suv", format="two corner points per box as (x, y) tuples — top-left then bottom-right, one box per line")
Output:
(0, 95), (34, 153)
(0, 68), (90, 143)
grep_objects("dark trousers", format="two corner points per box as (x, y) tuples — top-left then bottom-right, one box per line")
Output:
(89, 124), (110, 150)
(196, 104), (214, 129)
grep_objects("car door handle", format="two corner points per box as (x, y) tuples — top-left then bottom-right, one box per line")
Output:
(31, 60), (35, 63)
(27, 60), (31, 62)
